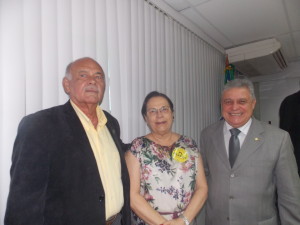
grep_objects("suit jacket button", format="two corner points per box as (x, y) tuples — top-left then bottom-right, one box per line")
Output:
(230, 173), (235, 178)
(99, 195), (104, 202)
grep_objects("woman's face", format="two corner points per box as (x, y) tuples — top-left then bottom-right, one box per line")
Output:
(144, 96), (174, 135)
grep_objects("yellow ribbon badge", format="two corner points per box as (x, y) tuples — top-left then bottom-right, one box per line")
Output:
(172, 147), (188, 163)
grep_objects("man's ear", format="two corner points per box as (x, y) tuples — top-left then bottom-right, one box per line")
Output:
(251, 99), (257, 110)
(62, 77), (70, 94)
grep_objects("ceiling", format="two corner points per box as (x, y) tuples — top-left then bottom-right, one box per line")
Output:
(161, 0), (300, 63)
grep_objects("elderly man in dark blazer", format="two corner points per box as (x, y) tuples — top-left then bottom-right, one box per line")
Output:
(200, 78), (300, 225)
(5, 57), (130, 225)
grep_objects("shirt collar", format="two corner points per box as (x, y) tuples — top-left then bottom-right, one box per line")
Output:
(70, 100), (107, 128)
(224, 117), (252, 135)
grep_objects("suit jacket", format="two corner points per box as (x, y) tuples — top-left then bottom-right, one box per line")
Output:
(5, 101), (130, 225)
(200, 118), (300, 225)
(279, 90), (300, 175)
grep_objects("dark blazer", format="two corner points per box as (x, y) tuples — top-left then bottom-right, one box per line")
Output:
(4, 101), (130, 225)
(200, 118), (300, 225)
(279, 90), (300, 175)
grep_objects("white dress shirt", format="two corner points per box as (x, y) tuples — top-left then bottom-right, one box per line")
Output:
(223, 118), (252, 157)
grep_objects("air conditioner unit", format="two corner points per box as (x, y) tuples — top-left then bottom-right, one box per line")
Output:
(226, 38), (287, 77)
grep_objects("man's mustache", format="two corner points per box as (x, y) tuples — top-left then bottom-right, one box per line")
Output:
(84, 86), (99, 92)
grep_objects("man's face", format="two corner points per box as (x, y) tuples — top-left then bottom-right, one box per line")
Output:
(221, 87), (256, 128)
(63, 58), (105, 107)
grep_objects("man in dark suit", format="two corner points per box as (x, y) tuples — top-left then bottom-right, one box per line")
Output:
(200, 78), (300, 225)
(279, 89), (300, 175)
(5, 57), (130, 225)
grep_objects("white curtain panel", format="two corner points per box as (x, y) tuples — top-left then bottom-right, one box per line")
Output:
(0, 0), (224, 220)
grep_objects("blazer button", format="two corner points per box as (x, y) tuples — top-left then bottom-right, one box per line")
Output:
(99, 195), (104, 202)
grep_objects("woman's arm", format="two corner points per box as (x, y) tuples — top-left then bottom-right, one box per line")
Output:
(182, 155), (208, 221)
(125, 151), (167, 225)
(164, 155), (208, 225)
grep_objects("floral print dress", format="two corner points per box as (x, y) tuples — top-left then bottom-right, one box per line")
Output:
(129, 135), (199, 225)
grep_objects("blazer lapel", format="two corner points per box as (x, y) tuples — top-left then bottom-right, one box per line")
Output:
(63, 101), (103, 172)
(63, 101), (92, 146)
(212, 121), (231, 169)
(104, 111), (122, 153)
(62, 101), (105, 194)
(233, 118), (264, 169)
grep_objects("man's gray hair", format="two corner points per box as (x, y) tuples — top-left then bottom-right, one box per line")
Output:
(223, 78), (256, 100)
(64, 62), (73, 80)
(64, 57), (99, 80)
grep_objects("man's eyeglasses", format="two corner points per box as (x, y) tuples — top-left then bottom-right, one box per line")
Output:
(147, 106), (171, 116)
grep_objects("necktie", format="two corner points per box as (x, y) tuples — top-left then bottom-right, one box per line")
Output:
(229, 128), (241, 167)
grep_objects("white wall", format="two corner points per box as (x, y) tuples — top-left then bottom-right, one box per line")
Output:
(251, 61), (300, 127)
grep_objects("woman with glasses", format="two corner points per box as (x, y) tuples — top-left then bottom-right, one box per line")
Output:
(125, 91), (208, 225)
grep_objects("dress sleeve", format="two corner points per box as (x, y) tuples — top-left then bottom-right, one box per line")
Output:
(129, 137), (143, 161)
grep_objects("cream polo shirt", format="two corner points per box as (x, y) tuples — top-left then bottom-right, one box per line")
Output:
(71, 101), (124, 219)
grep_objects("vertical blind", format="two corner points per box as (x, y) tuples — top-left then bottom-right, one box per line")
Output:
(0, 0), (224, 220)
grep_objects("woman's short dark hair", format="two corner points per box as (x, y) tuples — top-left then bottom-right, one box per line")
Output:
(141, 91), (174, 119)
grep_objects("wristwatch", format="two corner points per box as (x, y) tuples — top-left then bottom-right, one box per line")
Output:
(179, 214), (190, 225)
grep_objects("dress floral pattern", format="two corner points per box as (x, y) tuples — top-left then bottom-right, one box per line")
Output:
(130, 135), (199, 224)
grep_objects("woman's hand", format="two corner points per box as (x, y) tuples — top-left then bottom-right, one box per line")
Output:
(162, 218), (185, 225)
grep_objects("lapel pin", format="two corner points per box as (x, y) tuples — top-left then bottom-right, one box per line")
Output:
(254, 138), (260, 141)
